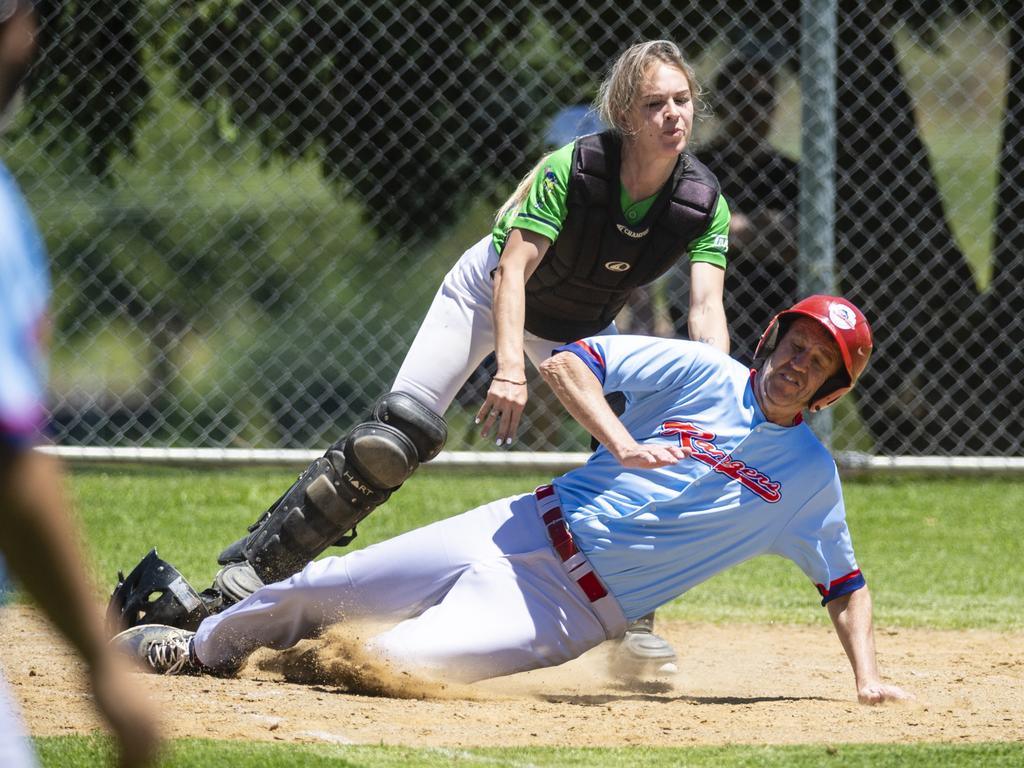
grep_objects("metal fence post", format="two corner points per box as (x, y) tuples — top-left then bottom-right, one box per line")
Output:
(799, 0), (838, 444)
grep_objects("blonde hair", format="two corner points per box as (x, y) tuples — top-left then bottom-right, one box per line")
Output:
(494, 151), (552, 226)
(597, 40), (701, 137)
(495, 40), (700, 225)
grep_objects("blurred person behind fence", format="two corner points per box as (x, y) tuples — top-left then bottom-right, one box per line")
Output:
(668, 53), (798, 363)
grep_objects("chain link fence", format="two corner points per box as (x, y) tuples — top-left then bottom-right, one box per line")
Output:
(9, 0), (1021, 456)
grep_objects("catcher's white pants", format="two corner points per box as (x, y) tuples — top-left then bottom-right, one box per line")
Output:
(391, 235), (615, 415)
(0, 668), (38, 768)
(192, 492), (627, 682)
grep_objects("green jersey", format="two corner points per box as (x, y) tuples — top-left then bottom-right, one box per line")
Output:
(492, 140), (730, 268)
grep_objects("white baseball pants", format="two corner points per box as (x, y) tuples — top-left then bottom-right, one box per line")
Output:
(192, 492), (626, 682)
(391, 235), (615, 415)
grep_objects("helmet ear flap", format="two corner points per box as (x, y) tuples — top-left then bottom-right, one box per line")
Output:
(809, 370), (850, 412)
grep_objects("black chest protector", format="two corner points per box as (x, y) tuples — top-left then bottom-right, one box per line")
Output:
(523, 131), (720, 342)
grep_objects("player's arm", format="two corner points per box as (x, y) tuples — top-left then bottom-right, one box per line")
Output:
(478, 144), (571, 445)
(774, 477), (908, 705)
(476, 228), (549, 445)
(827, 586), (912, 705)
(0, 449), (161, 766)
(539, 351), (688, 469)
(684, 194), (730, 354)
(688, 261), (727, 353)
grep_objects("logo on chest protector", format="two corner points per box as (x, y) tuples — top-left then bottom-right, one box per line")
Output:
(604, 261), (632, 272)
(616, 223), (650, 240)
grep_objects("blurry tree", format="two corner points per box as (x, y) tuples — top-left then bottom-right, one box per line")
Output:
(26, 0), (150, 178)
(831, 2), (982, 455)
(978, 8), (1024, 454)
(48, 207), (302, 442)
(171, 0), (551, 240)
(15, 0), (1022, 453)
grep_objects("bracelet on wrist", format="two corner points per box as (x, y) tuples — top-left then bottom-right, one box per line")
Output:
(493, 376), (527, 386)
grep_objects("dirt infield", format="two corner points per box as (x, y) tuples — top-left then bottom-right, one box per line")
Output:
(2, 605), (1021, 748)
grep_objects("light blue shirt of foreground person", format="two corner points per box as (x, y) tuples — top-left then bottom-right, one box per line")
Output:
(550, 335), (863, 622)
(0, 160), (51, 607)
(0, 161), (49, 449)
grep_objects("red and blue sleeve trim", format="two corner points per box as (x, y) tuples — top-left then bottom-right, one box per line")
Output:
(816, 569), (865, 606)
(553, 340), (606, 385)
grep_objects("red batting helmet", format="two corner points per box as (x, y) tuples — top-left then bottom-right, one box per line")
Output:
(753, 295), (873, 412)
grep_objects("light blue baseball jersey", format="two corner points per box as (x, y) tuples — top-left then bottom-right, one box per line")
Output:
(0, 161), (49, 450)
(551, 335), (864, 621)
(0, 160), (50, 606)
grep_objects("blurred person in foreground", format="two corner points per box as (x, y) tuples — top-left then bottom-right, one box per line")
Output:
(0, 2), (161, 765)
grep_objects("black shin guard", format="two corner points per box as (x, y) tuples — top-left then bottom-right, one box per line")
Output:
(222, 392), (447, 586)
(108, 394), (448, 632)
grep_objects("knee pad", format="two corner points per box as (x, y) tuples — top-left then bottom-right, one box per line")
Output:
(343, 421), (419, 489)
(213, 560), (265, 604)
(373, 391), (448, 462)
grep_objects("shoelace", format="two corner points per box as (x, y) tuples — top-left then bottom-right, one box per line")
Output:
(147, 636), (191, 675)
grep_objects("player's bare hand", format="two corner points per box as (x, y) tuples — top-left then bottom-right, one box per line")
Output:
(90, 657), (163, 768)
(857, 682), (913, 705)
(613, 443), (690, 469)
(476, 376), (528, 446)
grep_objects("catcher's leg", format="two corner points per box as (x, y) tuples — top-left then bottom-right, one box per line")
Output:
(106, 392), (446, 633)
(391, 235), (500, 415)
(219, 390), (447, 584)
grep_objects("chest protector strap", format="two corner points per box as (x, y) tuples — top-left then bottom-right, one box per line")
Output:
(523, 131), (720, 342)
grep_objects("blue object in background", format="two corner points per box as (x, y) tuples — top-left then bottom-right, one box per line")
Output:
(545, 105), (606, 148)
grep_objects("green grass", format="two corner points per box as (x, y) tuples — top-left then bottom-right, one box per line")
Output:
(33, 736), (1024, 768)
(67, 466), (551, 593)
(21, 469), (1023, 767)
(62, 467), (1024, 631)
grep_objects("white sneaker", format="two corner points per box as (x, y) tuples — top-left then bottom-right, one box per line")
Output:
(111, 624), (199, 675)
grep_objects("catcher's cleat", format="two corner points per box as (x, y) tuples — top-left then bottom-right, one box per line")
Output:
(111, 624), (204, 676)
(610, 614), (678, 679)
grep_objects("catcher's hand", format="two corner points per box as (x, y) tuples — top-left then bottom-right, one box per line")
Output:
(476, 376), (528, 446)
